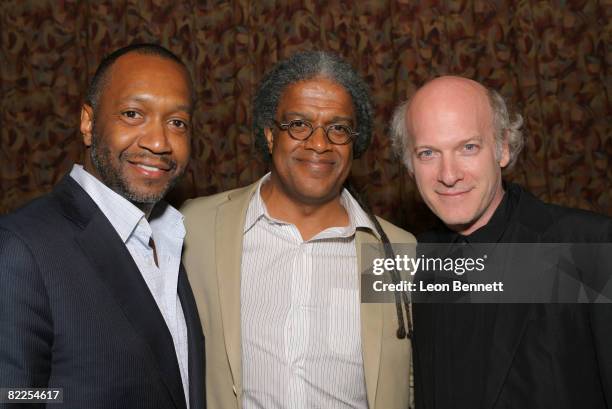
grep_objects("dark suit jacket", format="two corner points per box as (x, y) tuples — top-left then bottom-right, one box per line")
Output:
(413, 183), (612, 409)
(0, 175), (205, 409)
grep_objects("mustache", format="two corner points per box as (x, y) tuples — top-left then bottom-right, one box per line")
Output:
(120, 152), (177, 170)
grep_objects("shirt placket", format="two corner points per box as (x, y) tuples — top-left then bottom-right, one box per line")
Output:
(286, 227), (312, 409)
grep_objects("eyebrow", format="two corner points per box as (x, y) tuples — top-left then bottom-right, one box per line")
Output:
(282, 112), (354, 124)
(457, 136), (483, 147)
(282, 111), (313, 121)
(123, 96), (191, 113)
(329, 116), (354, 125)
(413, 136), (484, 151)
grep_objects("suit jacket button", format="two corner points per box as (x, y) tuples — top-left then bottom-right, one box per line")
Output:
(232, 385), (237, 396)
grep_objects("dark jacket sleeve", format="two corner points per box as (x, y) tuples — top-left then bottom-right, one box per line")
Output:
(589, 220), (612, 408)
(590, 304), (612, 408)
(0, 227), (53, 393)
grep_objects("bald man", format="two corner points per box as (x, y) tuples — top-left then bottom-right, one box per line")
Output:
(0, 44), (204, 409)
(391, 76), (612, 409)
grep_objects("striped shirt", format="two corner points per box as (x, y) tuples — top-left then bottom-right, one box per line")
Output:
(70, 164), (190, 408)
(241, 174), (376, 409)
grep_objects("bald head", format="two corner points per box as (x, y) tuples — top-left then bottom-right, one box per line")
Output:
(407, 77), (491, 125)
(391, 75), (524, 173)
(409, 76), (491, 116)
(411, 75), (487, 96)
(390, 75), (525, 234)
(407, 76), (494, 158)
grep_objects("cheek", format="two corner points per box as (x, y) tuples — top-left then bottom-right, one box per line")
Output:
(101, 128), (136, 153)
(173, 138), (191, 165)
(271, 135), (291, 154)
(340, 155), (352, 175)
(272, 139), (301, 168)
(271, 148), (288, 171)
(473, 155), (500, 184)
(413, 167), (437, 191)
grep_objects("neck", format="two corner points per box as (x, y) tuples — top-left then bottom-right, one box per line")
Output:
(260, 177), (349, 241)
(135, 202), (155, 218)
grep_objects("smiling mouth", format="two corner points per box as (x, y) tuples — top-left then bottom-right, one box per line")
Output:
(440, 191), (467, 196)
(127, 160), (174, 177)
(437, 189), (472, 197)
(135, 163), (166, 172)
(296, 158), (335, 166)
(297, 159), (336, 174)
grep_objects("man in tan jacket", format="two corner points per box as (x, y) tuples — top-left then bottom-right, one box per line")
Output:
(182, 51), (415, 409)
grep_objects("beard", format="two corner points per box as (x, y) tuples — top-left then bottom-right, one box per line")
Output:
(89, 123), (182, 206)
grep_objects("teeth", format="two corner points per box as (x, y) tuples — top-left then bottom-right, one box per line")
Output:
(137, 164), (160, 171)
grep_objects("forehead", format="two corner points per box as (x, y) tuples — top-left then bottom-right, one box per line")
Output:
(277, 77), (354, 116)
(407, 80), (494, 145)
(102, 53), (191, 104)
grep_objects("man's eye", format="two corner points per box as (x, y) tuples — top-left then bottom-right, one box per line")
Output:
(328, 124), (350, 134)
(417, 149), (434, 159)
(122, 110), (141, 119)
(289, 120), (309, 130)
(170, 119), (188, 129)
(464, 143), (479, 153)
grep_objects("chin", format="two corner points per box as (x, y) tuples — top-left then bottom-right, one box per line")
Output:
(434, 209), (476, 229)
(295, 189), (337, 205)
(294, 181), (339, 199)
(122, 186), (168, 204)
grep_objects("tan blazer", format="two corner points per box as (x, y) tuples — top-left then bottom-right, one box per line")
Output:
(182, 181), (416, 409)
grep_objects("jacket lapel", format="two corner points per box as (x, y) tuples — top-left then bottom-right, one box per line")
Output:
(178, 264), (205, 409)
(356, 229), (383, 409)
(214, 184), (258, 399)
(60, 177), (187, 409)
(483, 196), (538, 409)
(483, 304), (531, 409)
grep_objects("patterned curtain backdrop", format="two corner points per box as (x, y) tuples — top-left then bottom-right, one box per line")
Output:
(1, 0), (610, 233)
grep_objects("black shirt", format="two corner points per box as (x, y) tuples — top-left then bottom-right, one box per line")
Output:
(413, 182), (612, 409)
(417, 186), (516, 409)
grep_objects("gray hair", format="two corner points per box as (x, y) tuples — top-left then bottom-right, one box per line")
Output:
(390, 88), (524, 172)
(253, 50), (373, 161)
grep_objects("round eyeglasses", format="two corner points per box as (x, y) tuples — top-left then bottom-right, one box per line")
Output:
(273, 119), (358, 145)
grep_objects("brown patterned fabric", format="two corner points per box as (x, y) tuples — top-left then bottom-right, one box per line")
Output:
(1, 1), (609, 233)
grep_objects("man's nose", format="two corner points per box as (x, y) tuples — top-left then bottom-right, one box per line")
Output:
(138, 120), (172, 154)
(437, 155), (464, 187)
(304, 125), (331, 153)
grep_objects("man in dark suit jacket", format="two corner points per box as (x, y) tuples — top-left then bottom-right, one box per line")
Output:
(0, 44), (205, 409)
(390, 76), (611, 408)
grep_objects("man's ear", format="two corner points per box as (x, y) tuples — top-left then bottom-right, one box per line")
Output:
(498, 130), (510, 168)
(264, 127), (274, 153)
(80, 104), (94, 147)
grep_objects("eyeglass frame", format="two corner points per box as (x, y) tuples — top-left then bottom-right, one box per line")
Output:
(271, 119), (358, 145)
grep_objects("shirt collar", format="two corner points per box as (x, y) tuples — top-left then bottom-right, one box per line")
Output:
(149, 201), (186, 240)
(244, 173), (273, 233)
(339, 186), (378, 238)
(69, 164), (184, 243)
(244, 173), (376, 238)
